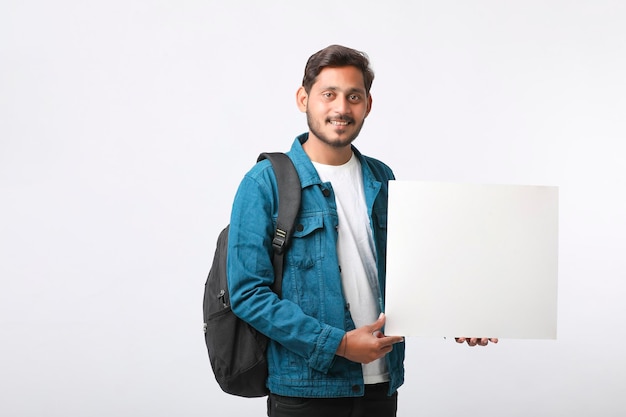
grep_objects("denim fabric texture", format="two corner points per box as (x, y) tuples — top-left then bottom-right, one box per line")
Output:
(227, 133), (405, 397)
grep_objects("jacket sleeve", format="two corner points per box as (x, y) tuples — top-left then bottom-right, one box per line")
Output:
(226, 167), (345, 373)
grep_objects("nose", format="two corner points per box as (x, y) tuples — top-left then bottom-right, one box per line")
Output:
(334, 96), (351, 115)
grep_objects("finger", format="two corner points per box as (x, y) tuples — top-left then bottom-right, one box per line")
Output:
(385, 335), (404, 345)
(469, 338), (478, 346)
(479, 338), (488, 346)
(490, 338), (499, 344)
(455, 337), (465, 344)
(379, 338), (402, 353)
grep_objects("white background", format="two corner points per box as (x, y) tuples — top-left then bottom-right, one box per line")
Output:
(1, 1), (624, 416)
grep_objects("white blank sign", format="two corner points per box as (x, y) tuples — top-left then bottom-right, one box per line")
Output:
(384, 181), (558, 339)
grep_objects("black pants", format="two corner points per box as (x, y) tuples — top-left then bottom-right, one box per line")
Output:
(267, 383), (398, 417)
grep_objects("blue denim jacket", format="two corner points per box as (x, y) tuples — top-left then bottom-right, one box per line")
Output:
(227, 133), (405, 397)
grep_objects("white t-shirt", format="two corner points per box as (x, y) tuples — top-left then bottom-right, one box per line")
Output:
(312, 153), (389, 384)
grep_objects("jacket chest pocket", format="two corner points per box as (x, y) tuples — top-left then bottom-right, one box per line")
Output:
(287, 215), (325, 267)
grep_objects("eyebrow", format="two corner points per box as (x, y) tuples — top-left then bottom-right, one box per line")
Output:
(320, 86), (366, 95)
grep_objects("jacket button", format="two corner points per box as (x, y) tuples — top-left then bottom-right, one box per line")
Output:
(351, 385), (361, 393)
(322, 188), (331, 197)
(296, 224), (304, 232)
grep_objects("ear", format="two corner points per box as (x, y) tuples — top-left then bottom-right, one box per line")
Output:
(365, 94), (373, 118)
(296, 86), (308, 113)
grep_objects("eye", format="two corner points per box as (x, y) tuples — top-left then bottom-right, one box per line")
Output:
(322, 92), (334, 99)
(348, 94), (362, 102)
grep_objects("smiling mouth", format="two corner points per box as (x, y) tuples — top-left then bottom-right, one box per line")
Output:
(328, 118), (353, 127)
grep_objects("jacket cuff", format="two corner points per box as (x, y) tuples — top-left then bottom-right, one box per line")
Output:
(308, 325), (345, 373)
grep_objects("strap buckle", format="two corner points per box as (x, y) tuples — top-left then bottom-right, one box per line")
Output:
(272, 228), (287, 254)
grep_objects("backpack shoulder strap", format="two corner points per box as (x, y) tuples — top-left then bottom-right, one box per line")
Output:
(257, 152), (301, 298)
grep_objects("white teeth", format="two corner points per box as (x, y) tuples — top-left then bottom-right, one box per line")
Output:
(330, 120), (349, 126)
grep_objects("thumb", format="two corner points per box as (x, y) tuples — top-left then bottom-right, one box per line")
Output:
(369, 313), (386, 332)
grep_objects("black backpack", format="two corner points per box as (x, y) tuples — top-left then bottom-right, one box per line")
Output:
(203, 152), (301, 397)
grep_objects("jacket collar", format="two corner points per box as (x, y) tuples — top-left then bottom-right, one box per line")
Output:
(288, 132), (374, 190)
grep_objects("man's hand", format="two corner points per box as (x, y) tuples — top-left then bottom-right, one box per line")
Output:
(455, 337), (499, 346)
(337, 313), (404, 364)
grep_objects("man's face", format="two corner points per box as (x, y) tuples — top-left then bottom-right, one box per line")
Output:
(297, 66), (372, 149)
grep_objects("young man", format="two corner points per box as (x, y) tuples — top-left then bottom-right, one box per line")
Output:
(227, 45), (496, 417)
